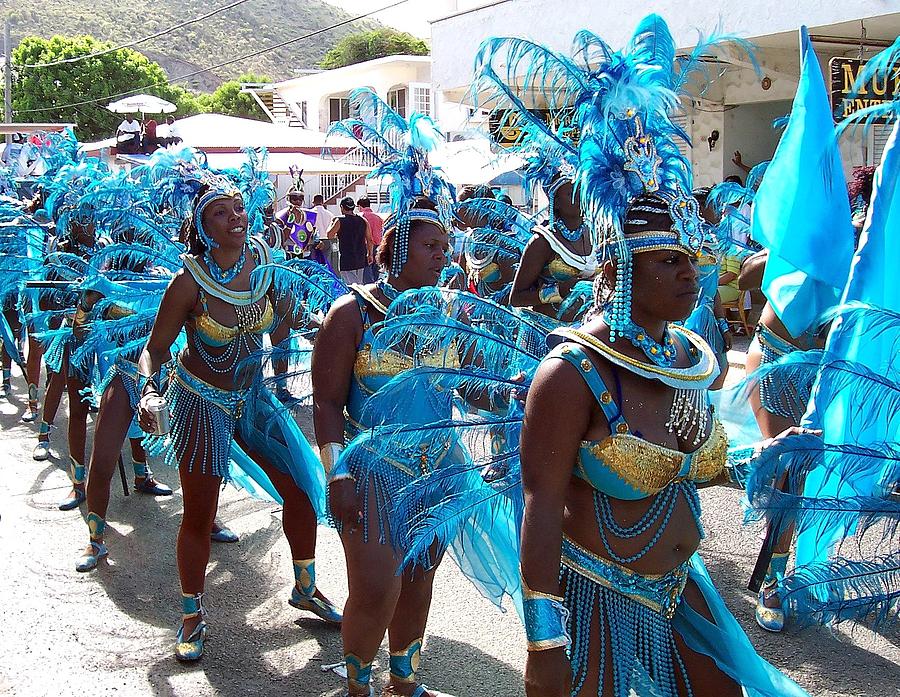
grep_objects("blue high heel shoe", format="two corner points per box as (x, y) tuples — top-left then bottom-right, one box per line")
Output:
(59, 457), (87, 511)
(755, 588), (785, 632)
(59, 488), (86, 511)
(210, 522), (239, 543)
(288, 559), (342, 624)
(132, 461), (173, 496)
(175, 593), (208, 662)
(76, 541), (108, 572)
(76, 513), (108, 572)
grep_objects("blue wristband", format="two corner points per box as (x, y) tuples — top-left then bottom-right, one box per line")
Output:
(717, 317), (731, 335)
(522, 579), (570, 651)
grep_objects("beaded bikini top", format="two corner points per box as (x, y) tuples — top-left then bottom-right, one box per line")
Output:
(194, 292), (275, 348)
(548, 341), (726, 500)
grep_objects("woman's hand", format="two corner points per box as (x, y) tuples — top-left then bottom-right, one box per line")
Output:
(525, 649), (572, 697)
(137, 392), (161, 433)
(328, 478), (362, 533)
(757, 426), (822, 455)
(722, 327), (733, 351)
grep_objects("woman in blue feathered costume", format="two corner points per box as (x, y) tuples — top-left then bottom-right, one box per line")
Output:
(313, 88), (498, 697)
(134, 147), (341, 662)
(361, 16), (817, 696)
(69, 164), (184, 572)
(29, 159), (114, 511)
(738, 34), (900, 640)
(513, 18), (818, 696)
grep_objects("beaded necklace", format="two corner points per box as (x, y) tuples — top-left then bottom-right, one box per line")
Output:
(377, 279), (401, 305)
(185, 240), (273, 375)
(553, 218), (587, 242)
(556, 326), (718, 444)
(204, 244), (246, 285)
(619, 319), (677, 367)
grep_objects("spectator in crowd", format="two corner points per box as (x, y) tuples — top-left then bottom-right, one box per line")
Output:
(718, 252), (751, 333)
(326, 197), (373, 285)
(142, 119), (159, 153)
(157, 116), (182, 146)
(311, 194), (334, 239)
(116, 114), (142, 154)
(357, 196), (383, 282)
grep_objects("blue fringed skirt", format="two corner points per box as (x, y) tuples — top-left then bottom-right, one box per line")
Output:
(560, 536), (810, 697)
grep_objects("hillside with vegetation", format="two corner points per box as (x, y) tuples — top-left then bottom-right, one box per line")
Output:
(0, 0), (380, 90)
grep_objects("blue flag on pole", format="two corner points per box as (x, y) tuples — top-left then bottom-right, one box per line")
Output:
(797, 121), (900, 568)
(751, 26), (854, 338)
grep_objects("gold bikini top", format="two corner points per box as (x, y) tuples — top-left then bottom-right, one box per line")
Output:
(576, 420), (728, 499)
(193, 293), (275, 348)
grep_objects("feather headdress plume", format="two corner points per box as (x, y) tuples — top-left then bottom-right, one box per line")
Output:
(328, 87), (454, 275)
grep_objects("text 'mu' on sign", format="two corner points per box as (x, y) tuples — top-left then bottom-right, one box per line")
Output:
(830, 57), (900, 122)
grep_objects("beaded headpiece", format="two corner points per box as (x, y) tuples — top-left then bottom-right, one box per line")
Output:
(287, 165), (305, 199)
(477, 14), (755, 346)
(192, 175), (242, 251)
(328, 88), (453, 276)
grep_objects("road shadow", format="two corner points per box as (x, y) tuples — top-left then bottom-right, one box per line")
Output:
(703, 553), (900, 696)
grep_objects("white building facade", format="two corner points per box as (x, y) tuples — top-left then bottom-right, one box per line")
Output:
(244, 55), (474, 206)
(430, 0), (900, 186)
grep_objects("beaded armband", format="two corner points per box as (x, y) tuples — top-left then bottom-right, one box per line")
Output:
(522, 578), (570, 652)
(320, 442), (352, 483)
(717, 317), (731, 335)
(538, 283), (563, 305)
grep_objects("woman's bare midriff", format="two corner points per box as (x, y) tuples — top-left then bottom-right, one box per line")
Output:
(562, 476), (702, 576)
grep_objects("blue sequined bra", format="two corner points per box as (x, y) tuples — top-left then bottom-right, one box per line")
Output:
(547, 342), (728, 501)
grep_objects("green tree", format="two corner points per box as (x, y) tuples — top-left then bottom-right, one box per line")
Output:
(319, 28), (428, 70)
(11, 35), (201, 140)
(197, 72), (271, 121)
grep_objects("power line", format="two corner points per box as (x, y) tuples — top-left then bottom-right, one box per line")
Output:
(17, 0), (410, 115)
(21, 0), (254, 69)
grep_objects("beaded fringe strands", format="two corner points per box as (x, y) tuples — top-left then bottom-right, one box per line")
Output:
(667, 386), (711, 446)
(562, 565), (694, 697)
(193, 299), (267, 374)
(147, 363), (246, 480)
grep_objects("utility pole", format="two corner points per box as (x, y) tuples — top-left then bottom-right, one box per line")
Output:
(4, 19), (11, 146)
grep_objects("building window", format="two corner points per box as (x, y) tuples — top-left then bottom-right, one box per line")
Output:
(329, 97), (350, 124)
(388, 88), (407, 118)
(410, 83), (432, 117)
(296, 101), (308, 127)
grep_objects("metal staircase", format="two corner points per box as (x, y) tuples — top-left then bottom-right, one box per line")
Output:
(241, 84), (304, 127)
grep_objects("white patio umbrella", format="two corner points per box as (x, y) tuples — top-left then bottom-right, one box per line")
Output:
(106, 94), (177, 116)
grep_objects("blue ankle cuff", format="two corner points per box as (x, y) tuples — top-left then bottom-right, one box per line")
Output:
(87, 512), (106, 540)
(181, 592), (204, 617)
(293, 559), (315, 597)
(132, 460), (149, 478)
(389, 639), (422, 683)
(345, 654), (372, 688)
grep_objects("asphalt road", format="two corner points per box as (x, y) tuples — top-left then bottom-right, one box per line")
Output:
(0, 355), (897, 697)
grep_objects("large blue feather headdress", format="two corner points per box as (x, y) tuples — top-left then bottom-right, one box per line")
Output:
(475, 15), (756, 336)
(238, 148), (276, 237)
(41, 158), (111, 237)
(328, 88), (455, 276)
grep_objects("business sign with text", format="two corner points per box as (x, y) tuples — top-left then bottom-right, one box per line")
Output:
(830, 57), (900, 122)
